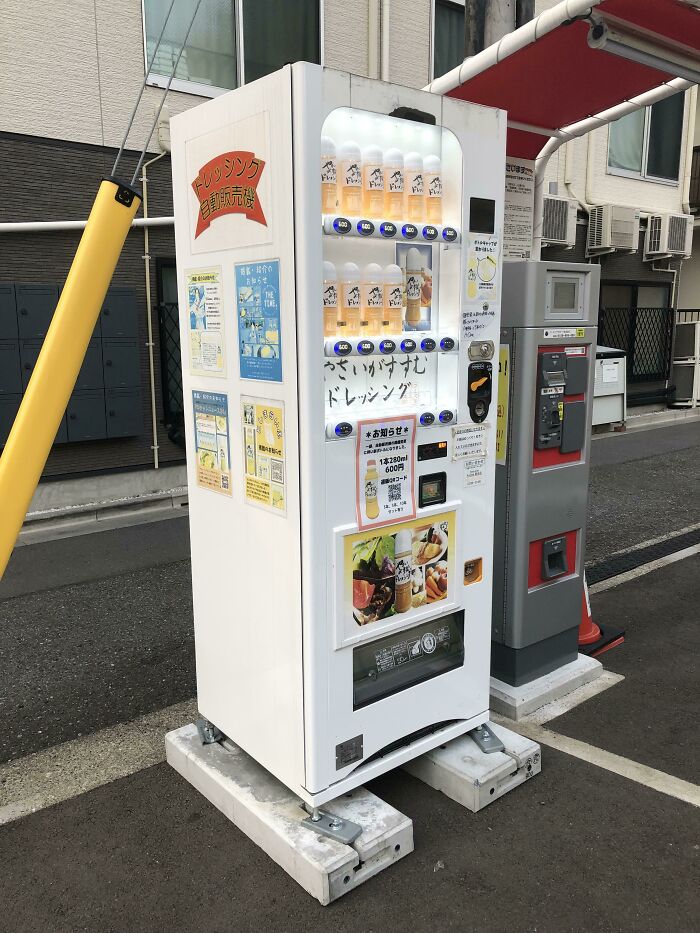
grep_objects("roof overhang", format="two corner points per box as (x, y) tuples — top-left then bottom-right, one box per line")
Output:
(426, 0), (700, 161)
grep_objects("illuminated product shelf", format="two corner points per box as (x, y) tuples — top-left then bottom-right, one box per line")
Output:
(322, 215), (460, 244)
(324, 333), (458, 358)
(325, 408), (457, 440)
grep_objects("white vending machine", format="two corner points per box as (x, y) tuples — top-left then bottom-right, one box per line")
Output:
(171, 63), (506, 808)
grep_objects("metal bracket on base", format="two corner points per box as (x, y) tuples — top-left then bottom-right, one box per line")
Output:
(469, 722), (505, 754)
(196, 718), (224, 745)
(301, 806), (363, 846)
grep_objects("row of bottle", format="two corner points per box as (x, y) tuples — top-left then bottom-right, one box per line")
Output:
(323, 251), (430, 337)
(321, 138), (442, 223)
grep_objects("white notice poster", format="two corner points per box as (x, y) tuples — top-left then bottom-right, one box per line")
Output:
(503, 158), (535, 260)
(186, 267), (225, 376)
(356, 415), (417, 531)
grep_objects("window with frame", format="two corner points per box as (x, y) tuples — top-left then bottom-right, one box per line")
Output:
(433, 0), (465, 80)
(143, 0), (320, 96)
(607, 94), (685, 183)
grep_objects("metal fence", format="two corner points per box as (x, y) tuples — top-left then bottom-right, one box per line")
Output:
(598, 306), (674, 383)
(157, 301), (185, 447)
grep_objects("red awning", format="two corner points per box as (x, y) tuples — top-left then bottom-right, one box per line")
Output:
(427, 0), (700, 160)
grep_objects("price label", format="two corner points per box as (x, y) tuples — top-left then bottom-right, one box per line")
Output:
(357, 219), (375, 236)
(333, 217), (351, 235)
(442, 226), (458, 242)
(380, 222), (397, 238)
(422, 225), (438, 240)
(402, 223), (418, 239)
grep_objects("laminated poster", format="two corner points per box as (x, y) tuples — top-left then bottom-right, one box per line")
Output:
(466, 235), (500, 302)
(346, 511), (455, 628)
(192, 391), (231, 496)
(241, 397), (286, 514)
(187, 268), (225, 376)
(356, 415), (416, 531)
(235, 260), (282, 382)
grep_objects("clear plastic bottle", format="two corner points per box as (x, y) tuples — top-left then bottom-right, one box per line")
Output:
(405, 247), (423, 328)
(383, 148), (404, 221)
(338, 141), (362, 216)
(323, 261), (339, 337)
(320, 136), (338, 214)
(362, 145), (384, 217)
(340, 262), (361, 335)
(383, 264), (404, 335)
(423, 154), (442, 224)
(404, 151), (424, 222)
(362, 263), (384, 336)
(364, 460), (380, 520)
(394, 530), (412, 613)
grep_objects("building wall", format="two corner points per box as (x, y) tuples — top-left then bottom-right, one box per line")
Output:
(678, 229), (700, 310)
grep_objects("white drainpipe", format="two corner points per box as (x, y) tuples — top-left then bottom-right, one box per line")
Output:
(0, 217), (173, 233)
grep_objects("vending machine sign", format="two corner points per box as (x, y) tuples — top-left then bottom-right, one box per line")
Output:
(355, 415), (416, 530)
(241, 397), (286, 514)
(346, 511), (455, 627)
(186, 267), (225, 376)
(192, 391), (232, 496)
(191, 151), (267, 237)
(235, 260), (282, 383)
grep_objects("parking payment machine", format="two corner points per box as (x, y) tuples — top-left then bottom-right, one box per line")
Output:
(170, 64), (506, 807)
(492, 261), (600, 686)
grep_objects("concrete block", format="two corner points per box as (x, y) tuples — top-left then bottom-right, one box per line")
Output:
(404, 722), (540, 812)
(490, 653), (603, 721)
(165, 723), (413, 905)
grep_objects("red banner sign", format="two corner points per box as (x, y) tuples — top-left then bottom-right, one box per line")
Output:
(191, 151), (267, 237)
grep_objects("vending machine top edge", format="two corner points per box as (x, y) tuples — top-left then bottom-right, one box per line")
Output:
(171, 63), (507, 807)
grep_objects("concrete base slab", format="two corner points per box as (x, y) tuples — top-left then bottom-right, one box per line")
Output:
(404, 722), (540, 812)
(165, 724), (413, 905)
(490, 654), (603, 721)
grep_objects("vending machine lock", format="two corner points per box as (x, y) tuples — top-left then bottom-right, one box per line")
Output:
(467, 361), (492, 423)
(468, 340), (495, 361)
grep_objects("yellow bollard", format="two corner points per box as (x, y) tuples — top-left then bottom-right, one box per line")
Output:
(0, 177), (141, 579)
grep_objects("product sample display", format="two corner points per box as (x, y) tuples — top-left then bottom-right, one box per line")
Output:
(492, 260), (600, 686)
(171, 64), (506, 807)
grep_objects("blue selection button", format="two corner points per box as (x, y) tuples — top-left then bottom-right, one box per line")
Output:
(333, 217), (351, 235)
(379, 221), (397, 238)
(442, 226), (457, 242)
(357, 219), (375, 236)
(440, 336), (456, 351)
(421, 337), (437, 352)
(419, 412), (435, 426)
(401, 223), (418, 239)
(379, 339), (396, 354)
(422, 225), (438, 241)
(400, 338), (417, 353)
(335, 422), (353, 437)
(357, 340), (374, 355)
(439, 410), (454, 424)
(334, 340), (352, 356)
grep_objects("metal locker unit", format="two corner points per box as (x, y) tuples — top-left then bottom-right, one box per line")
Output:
(15, 284), (59, 339)
(0, 285), (18, 339)
(0, 342), (22, 394)
(105, 388), (143, 437)
(492, 260), (599, 686)
(100, 288), (139, 338)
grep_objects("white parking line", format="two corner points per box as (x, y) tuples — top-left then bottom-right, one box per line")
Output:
(0, 698), (197, 826)
(589, 544), (700, 594)
(509, 721), (700, 809)
(585, 521), (700, 567)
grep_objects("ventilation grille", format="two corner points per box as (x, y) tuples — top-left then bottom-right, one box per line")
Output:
(647, 215), (662, 254)
(543, 197), (568, 243)
(587, 206), (604, 250)
(668, 215), (689, 254)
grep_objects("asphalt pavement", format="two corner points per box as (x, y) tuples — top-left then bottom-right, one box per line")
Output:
(0, 420), (698, 930)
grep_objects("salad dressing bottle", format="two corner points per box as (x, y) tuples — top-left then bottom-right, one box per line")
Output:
(404, 152), (424, 222)
(320, 136), (338, 214)
(383, 148), (404, 220)
(394, 530), (412, 613)
(364, 460), (380, 520)
(405, 248), (423, 327)
(338, 141), (362, 216)
(323, 261), (339, 337)
(341, 262), (361, 335)
(362, 263), (384, 336)
(383, 264), (404, 335)
(423, 154), (442, 223)
(362, 145), (384, 217)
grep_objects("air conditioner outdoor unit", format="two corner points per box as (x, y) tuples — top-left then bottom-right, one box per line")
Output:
(644, 213), (694, 260)
(542, 195), (578, 247)
(586, 204), (640, 255)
